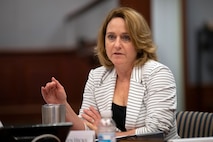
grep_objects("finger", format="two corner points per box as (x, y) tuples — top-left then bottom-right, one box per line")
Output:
(46, 81), (56, 88)
(41, 86), (46, 96)
(41, 81), (57, 97)
(41, 86), (45, 93)
(84, 121), (97, 131)
(82, 113), (94, 124)
(89, 106), (101, 119)
(41, 86), (53, 96)
(41, 87), (46, 100)
(52, 77), (63, 88)
(51, 77), (57, 83)
(83, 108), (98, 121)
(44, 83), (58, 95)
(41, 86), (52, 103)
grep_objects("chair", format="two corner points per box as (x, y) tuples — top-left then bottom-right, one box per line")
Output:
(176, 111), (213, 138)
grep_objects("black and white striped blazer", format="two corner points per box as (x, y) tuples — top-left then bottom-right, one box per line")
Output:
(79, 60), (180, 140)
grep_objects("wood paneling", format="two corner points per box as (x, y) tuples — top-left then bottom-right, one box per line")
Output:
(119, 0), (151, 27)
(0, 48), (99, 125)
(181, 0), (213, 112)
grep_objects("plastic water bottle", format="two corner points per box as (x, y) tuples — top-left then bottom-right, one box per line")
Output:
(98, 110), (116, 142)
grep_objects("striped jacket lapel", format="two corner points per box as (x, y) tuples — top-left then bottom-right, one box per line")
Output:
(95, 69), (117, 113)
(125, 66), (146, 129)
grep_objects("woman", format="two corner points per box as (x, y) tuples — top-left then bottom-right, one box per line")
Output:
(41, 7), (180, 141)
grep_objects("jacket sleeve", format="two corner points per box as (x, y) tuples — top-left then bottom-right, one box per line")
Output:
(135, 64), (177, 135)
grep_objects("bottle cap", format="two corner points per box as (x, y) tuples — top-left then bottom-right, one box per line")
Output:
(101, 110), (112, 118)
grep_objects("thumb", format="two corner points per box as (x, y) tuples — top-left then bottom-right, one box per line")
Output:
(51, 77), (63, 88)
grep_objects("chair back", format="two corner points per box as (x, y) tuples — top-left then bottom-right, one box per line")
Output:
(176, 111), (213, 138)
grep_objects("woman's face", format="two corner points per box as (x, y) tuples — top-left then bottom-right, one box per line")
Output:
(105, 17), (137, 68)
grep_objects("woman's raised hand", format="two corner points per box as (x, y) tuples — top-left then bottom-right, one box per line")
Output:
(41, 77), (67, 104)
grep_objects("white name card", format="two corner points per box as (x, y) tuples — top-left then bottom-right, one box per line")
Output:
(66, 130), (95, 142)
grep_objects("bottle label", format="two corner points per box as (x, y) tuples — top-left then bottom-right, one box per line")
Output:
(98, 133), (115, 142)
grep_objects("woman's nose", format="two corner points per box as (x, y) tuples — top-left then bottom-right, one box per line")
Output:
(114, 37), (121, 48)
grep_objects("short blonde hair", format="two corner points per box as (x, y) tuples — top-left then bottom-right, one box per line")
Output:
(95, 7), (157, 69)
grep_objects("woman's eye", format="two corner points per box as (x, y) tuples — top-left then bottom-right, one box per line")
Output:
(121, 35), (131, 42)
(107, 34), (116, 41)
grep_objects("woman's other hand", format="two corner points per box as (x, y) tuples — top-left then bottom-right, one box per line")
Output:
(41, 77), (67, 104)
(82, 106), (101, 133)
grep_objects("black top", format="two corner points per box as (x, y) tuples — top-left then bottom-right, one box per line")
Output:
(112, 103), (127, 131)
